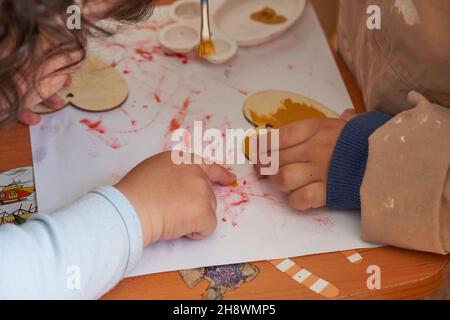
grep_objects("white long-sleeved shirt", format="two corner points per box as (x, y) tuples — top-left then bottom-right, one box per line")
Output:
(0, 186), (143, 299)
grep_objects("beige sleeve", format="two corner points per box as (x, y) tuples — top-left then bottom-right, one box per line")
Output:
(361, 91), (450, 254)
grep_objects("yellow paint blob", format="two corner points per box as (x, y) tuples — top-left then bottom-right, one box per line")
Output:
(243, 134), (253, 160)
(248, 98), (327, 129)
(244, 99), (327, 159)
(230, 180), (239, 188)
(251, 7), (287, 25)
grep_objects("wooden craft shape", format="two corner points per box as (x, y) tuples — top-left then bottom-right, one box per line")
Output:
(32, 56), (128, 114)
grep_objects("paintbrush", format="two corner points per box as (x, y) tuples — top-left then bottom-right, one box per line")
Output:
(197, 0), (215, 58)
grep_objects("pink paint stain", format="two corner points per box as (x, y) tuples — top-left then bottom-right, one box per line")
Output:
(311, 216), (333, 226)
(163, 51), (189, 64)
(134, 48), (154, 62)
(79, 118), (122, 150)
(215, 170), (287, 228)
(134, 45), (190, 64)
(120, 107), (137, 124)
(80, 119), (106, 134)
(215, 179), (251, 228)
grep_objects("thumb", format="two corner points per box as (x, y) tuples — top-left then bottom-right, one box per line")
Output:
(200, 163), (236, 186)
(407, 91), (428, 106)
(18, 109), (41, 126)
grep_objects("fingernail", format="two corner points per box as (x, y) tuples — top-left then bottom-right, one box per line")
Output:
(19, 111), (41, 126)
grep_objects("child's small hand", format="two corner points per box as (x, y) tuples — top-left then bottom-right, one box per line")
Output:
(115, 151), (236, 247)
(19, 76), (72, 126)
(18, 49), (79, 126)
(259, 118), (346, 211)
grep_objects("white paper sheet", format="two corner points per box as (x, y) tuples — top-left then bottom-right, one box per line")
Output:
(30, 3), (378, 277)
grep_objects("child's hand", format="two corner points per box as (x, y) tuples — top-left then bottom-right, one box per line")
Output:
(19, 50), (80, 126)
(259, 118), (347, 211)
(115, 151), (236, 247)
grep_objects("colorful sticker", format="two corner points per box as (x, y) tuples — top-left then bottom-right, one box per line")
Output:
(0, 167), (37, 225)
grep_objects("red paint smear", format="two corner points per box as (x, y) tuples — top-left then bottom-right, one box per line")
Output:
(163, 51), (189, 64)
(169, 119), (181, 132)
(167, 97), (191, 133)
(215, 171), (287, 228)
(109, 142), (122, 150)
(135, 48), (154, 62)
(231, 199), (249, 207)
(80, 119), (105, 134)
(154, 94), (161, 103)
(79, 118), (122, 150)
(183, 97), (190, 110)
(135, 45), (189, 64)
(215, 180), (251, 227)
(238, 89), (249, 96)
(120, 108), (138, 128)
(123, 69), (131, 74)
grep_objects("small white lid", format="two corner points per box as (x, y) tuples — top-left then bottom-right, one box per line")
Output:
(169, 0), (201, 22)
(205, 35), (238, 64)
(158, 21), (199, 54)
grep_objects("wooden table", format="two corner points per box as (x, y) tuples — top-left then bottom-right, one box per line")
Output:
(0, 2), (448, 300)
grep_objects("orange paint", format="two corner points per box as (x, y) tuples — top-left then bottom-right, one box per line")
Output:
(169, 119), (181, 132)
(182, 97), (190, 110)
(243, 135), (253, 160)
(249, 98), (327, 129)
(230, 180), (238, 188)
(167, 97), (191, 133)
(251, 7), (287, 25)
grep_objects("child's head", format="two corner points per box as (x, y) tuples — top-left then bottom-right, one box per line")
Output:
(0, 0), (154, 125)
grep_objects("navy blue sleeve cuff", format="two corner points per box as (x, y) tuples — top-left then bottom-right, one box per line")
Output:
(327, 112), (392, 210)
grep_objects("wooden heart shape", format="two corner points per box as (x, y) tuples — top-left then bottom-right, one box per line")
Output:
(243, 90), (338, 129)
(32, 56), (128, 114)
(243, 90), (338, 159)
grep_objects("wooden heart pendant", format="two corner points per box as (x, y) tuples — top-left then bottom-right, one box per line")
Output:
(242, 90), (339, 159)
(31, 56), (129, 114)
(243, 90), (338, 129)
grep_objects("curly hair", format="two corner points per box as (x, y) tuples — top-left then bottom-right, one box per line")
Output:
(0, 0), (155, 124)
